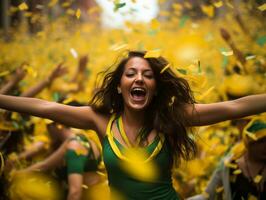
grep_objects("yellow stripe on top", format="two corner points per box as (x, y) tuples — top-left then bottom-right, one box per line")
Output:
(106, 114), (165, 163)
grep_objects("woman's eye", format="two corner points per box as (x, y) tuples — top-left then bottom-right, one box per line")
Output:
(144, 74), (154, 79)
(126, 73), (135, 77)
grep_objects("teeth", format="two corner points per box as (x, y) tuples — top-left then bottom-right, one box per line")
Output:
(132, 88), (145, 92)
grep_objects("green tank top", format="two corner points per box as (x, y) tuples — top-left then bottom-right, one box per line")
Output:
(103, 115), (180, 200)
(65, 134), (101, 174)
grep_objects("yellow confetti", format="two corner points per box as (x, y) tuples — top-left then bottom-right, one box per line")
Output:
(258, 3), (266, 11)
(76, 9), (81, 19)
(87, 6), (101, 15)
(248, 194), (258, 200)
(253, 175), (262, 183)
(213, 1), (223, 8)
(221, 51), (233, 56)
(150, 19), (160, 30)
(245, 55), (256, 60)
(75, 148), (87, 156)
(224, 160), (238, 169)
(215, 186), (224, 193)
(233, 169), (242, 175)
(70, 48), (78, 58)
(201, 5), (214, 17)
(173, 3), (182, 11)
(120, 148), (158, 181)
(159, 11), (170, 17)
(0, 151), (4, 176)
(18, 2), (28, 11)
(48, 0), (58, 7)
(160, 64), (170, 74)
(25, 65), (37, 77)
(0, 70), (10, 77)
(198, 86), (215, 100)
(168, 96), (176, 106)
(144, 49), (161, 58)
(62, 2), (71, 7)
(63, 97), (74, 104)
(110, 43), (128, 51)
(82, 184), (89, 189)
(24, 12), (32, 17)
(66, 9), (75, 16)
(226, 0), (234, 8)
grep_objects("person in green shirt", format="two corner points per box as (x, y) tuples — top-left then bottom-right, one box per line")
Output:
(0, 50), (266, 199)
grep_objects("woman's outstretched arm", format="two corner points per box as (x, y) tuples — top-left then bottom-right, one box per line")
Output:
(186, 94), (266, 126)
(0, 94), (100, 130)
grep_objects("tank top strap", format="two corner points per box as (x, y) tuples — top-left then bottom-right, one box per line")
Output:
(106, 114), (165, 163)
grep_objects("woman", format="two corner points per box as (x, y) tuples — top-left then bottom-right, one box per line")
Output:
(0, 50), (265, 199)
(11, 125), (106, 200)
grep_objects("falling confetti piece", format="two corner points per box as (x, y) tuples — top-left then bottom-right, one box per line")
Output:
(245, 55), (256, 60)
(110, 43), (128, 51)
(114, 2), (126, 12)
(221, 51), (233, 56)
(176, 68), (187, 75)
(233, 169), (242, 175)
(253, 175), (262, 183)
(213, 1), (223, 8)
(160, 64), (170, 74)
(201, 5), (214, 18)
(168, 96), (176, 106)
(0, 71), (10, 77)
(144, 49), (161, 58)
(70, 48), (78, 58)
(0, 152), (4, 176)
(216, 186), (224, 193)
(150, 19), (160, 30)
(248, 195), (258, 200)
(198, 86), (215, 100)
(224, 160), (237, 169)
(258, 3), (266, 11)
(76, 9), (81, 19)
(18, 2), (28, 11)
(87, 6), (101, 15)
(82, 184), (89, 189)
(62, 2), (71, 7)
(48, 0), (58, 7)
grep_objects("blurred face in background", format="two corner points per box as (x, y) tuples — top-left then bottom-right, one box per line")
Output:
(247, 137), (266, 162)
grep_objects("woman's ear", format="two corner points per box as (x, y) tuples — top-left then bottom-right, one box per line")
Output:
(117, 86), (122, 94)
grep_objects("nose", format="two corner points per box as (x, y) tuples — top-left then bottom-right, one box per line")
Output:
(135, 73), (144, 84)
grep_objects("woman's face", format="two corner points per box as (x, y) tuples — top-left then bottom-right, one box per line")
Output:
(247, 137), (266, 161)
(119, 57), (157, 111)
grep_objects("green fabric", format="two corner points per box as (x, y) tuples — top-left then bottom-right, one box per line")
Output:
(103, 136), (180, 200)
(247, 120), (266, 133)
(65, 135), (100, 174)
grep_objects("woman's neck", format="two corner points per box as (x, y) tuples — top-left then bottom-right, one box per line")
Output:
(122, 107), (145, 128)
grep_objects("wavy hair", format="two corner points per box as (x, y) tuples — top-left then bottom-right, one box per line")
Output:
(89, 50), (197, 163)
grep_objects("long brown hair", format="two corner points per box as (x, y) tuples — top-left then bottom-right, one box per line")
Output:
(89, 50), (197, 163)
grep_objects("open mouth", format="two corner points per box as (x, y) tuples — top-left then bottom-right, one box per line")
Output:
(130, 87), (146, 101)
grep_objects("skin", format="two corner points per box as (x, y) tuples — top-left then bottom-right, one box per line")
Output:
(0, 56), (265, 143)
(17, 128), (102, 200)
